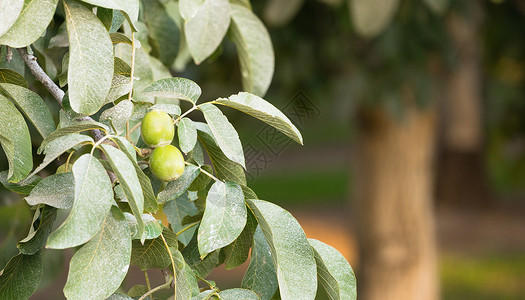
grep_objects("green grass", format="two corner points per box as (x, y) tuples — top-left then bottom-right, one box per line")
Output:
(441, 253), (525, 300)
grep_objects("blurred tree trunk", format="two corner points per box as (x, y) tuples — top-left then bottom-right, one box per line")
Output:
(354, 104), (438, 300)
(436, 3), (492, 207)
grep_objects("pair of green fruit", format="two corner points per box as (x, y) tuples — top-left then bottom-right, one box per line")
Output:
(141, 110), (185, 182)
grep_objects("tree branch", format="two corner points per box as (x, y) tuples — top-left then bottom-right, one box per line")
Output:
(17, 47), (65, 105)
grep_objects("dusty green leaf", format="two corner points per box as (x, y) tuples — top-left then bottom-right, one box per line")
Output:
(63, 206), (131, 300)
(188, 164), (212, 191)
(130, 227), (178, 271)
(196, 122), (246, 185)
(0, 0), (24, 37)
(350, 0), (400, 38)
(0, 68), (27, 87)
(110, 32), (133, 45)
(247, 199), (317, 300)
(80, 0), (139, 29)
(149, 103), (182, 117)
(157, 164), (200, 204)
(105, 75), (132, 104)
(141, 78), (202, 104)
(308, 239), (357, 300)
(0, 83), (56, 138)
(0, 252), (42, 299)
(40, 120), (107, 150)
(46, 154), (113, 249)
(178, 117), (197, 154)
(18, 206), (57, 255)
(183, 0), (231, 64)
(229, 0), (251, 9)
(0, 0), (59, 47)
(143, 0), (180, 66)
(215, 92), (303, 144)
(25, 173), (74, 209)
(112, 136), (158, 213)
(0, 171), (40, 194)
(27, 133), (93, 182)
(114, 57), (132, 77)
(229, 3), (274, 97)
(223, 210), (256, 270)
(124, 213), (162, 240)
(241, 226), (278, 300)
(199, 103), (245, 168)
(100, 144), (145, 242)
(64, 0), (114, 115)
(173, 249), (200, 299)
(164, 192), (199, 245)
(198, 181), (246, 257)
(100, 100), (133, 135)
(0, 94), (32, 183)
(219, 288), (260, 299)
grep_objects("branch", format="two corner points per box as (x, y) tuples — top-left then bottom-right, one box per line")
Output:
(17, 47), (65, 105)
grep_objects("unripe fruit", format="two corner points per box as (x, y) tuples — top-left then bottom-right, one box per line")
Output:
(149, 145), (185, 181)
(141, 110), (175, 147)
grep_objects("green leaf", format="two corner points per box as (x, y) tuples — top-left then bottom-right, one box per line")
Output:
(215, 92), (302, 144)
(157, 164), (200, 204)
(178, 117), (198, 154)
(18, 206), (57, 255)
(141, 78), (202, 104)
(188, 164), (212, 191)
(198, 181), (246, 257)
(182, 0), (231, 64)
(107, 294), (133, 300)
(100, 144), (145, 242)
(0, 252), (42, 300)
(308, 239), (357, 300)
(40, 120), (107, 150)
(0, 171), (40, 194)
(241, 226), (278, 300)
(219, 288), (260, 299)
(112, 136), (159, 213)
(0, 94), (32, 183)
(199, 103), (245, 168)
(196, 122), (246, 185)
(424, 0), (449, 14)
(0, 0), (59, 47)
(0, 68), (27, 87)
(25, 173), (74, 209)
(229, 3), (274, 97)
(349, 0), (400, 38)
(80, 0), (139, 28)
(114, 57), (132, 76)
(130, 227), (178, 271)
(0, 0), (24, 37)
(0, 83), (56, 138)
(164, 192), (199, 245)
(173, 249), (200, 299)
(105, 75), (132, 104)
(64, 0), (114, 115)
(63, 206), (132, 300)
(149, 103), (182, 117)
(247, 199), (317, 300)
(125, 213), (162, 240)
(192, 290), (215, 300)
(46, 154), (113, 249)
(100, 100), (133, 135)
(229, 0), (251, 9)
(223, 210), (256, 270)
(143, 0), (180, 66)
(27, 133), (93, 182)
(110, 32), (133, 45)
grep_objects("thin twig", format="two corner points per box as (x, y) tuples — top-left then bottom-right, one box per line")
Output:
(138, 277), (174, 300)
(144, 271), (153, 299)
(176, 221), (199, 236)
(159, 233), (177, 299)
(185, 162), (220, 182)
(17, 47), (65, 105)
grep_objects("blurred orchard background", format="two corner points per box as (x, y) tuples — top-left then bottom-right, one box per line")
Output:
(2, 0), (525, 299)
